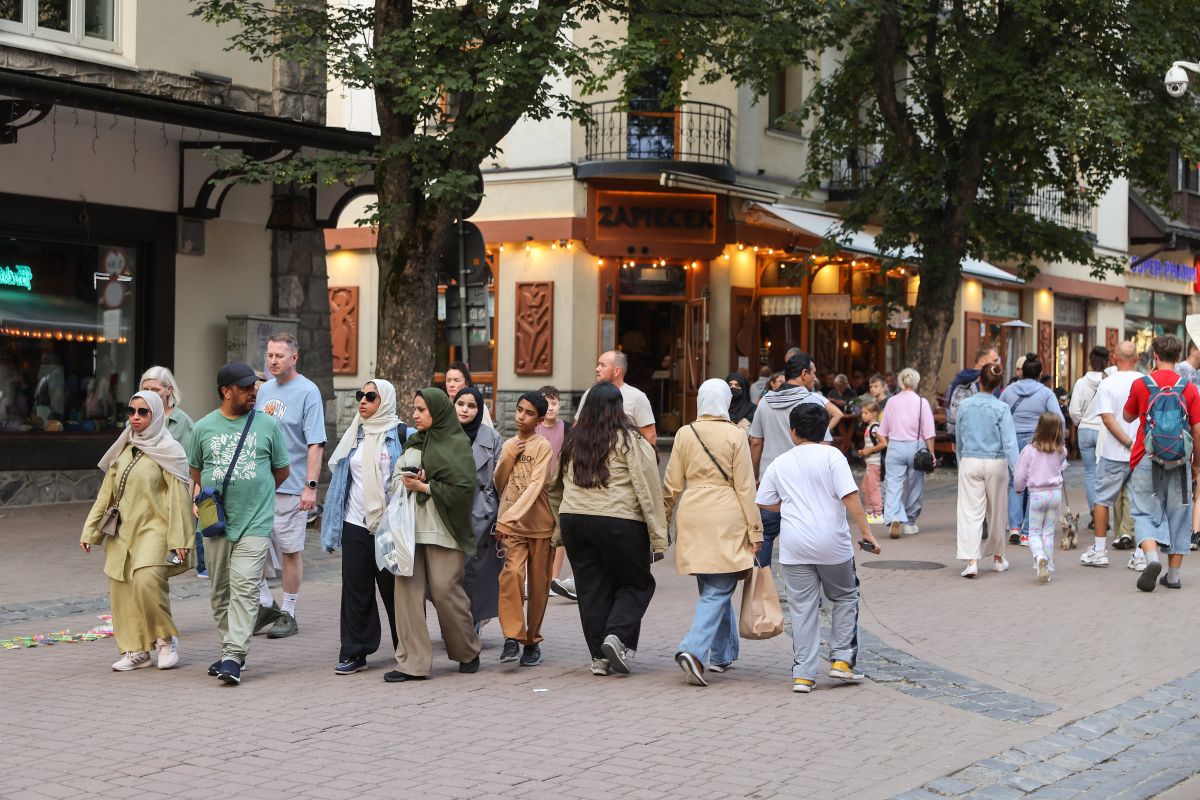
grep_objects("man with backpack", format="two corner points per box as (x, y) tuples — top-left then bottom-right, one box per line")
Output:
(1122, 334), (1200, 592)
(945, 345), (1001, 435)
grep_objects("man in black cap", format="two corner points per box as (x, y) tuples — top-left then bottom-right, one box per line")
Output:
(186, 362), (290, 685)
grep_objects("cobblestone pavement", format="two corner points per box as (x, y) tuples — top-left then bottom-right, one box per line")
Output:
(1, 464), (1199, 799)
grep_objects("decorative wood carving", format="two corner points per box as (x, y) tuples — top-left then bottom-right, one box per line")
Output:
(1106, 327), (1120, 360)
(1037, 320), (1054, 371)
(329, 286), (359, 375)
(515, 282), (553, 375)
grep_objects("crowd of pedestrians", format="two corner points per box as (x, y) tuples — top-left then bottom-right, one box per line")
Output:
(77, 328), (1200, 690)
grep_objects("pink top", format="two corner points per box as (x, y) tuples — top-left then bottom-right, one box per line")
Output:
(877, 390), (935, 442)
(1014, 445), (1067, 493)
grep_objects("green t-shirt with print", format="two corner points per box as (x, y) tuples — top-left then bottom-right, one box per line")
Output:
(187, 409), (290, 541)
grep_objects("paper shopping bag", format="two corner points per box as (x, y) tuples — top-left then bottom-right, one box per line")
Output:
(738, 566), (785, 640)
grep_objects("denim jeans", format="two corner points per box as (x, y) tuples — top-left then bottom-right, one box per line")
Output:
(677, 573), (740, 668)
(194, 530), (207, 574)
(1077, 427), (1099, 515)
(1007, 431), (1034, 532)
(757, 508), (781, 567)
(883, 439), (924, 525)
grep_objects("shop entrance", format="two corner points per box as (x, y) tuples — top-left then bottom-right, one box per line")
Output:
(616, 297), (707, 434)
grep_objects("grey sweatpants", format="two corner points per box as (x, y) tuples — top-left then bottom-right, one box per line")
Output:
(780, 559), (860, 681)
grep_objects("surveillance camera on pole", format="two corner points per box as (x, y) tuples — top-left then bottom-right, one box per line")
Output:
(1166, 61), (1200, 97)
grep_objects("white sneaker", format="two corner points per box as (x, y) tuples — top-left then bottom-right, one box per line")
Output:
(902, 524), (919, 535)
(961, 562), (978, 578)
(590, 658), (610, 676)
(992, 558), (1010, 573)
(112, 651), (152, 671)
(1036, 557), (1050, 584)
(1080, 546), (1109, 567)
(156, 637), (179, 670)
(1128, 552), (1147, 572)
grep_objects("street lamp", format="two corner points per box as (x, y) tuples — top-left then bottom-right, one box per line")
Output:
(1165, 61), (1199, 97)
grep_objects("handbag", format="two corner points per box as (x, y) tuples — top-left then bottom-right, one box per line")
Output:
(912, 398), (936, 473)
(738, 565), (785, 640)
(98, 449), (144, 537)
(196, 411), (256, 539)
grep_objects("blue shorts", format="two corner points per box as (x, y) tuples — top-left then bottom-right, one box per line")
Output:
(1093, 457), (1131, 508)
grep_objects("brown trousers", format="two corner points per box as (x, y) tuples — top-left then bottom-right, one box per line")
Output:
(498, 534), (554, 645)
(393, 544), (481, 676)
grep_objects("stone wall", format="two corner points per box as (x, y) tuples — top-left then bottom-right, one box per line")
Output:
(0, 469), (103, 507)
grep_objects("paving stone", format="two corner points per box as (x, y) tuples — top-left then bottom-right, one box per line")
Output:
(965, 785), (1024, 800)
(926, 777), (974, 796)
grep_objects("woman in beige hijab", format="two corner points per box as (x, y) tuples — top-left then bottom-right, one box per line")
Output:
(81, 391), (193, 672)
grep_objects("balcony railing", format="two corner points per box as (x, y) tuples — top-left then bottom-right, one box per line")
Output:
(582, 99), (732, 167)
(825, 146), (882, 192)
(1021, 187), (1095, 238)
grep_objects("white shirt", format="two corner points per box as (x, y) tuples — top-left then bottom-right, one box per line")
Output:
(1069, 372), (1104, 431)
(756, 444), (859, 566)
(576, 382), (656, 429)
(344, 444), (393, 529)
(1093, 370), (1141, 462)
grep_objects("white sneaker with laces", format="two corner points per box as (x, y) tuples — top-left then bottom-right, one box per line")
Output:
(1080, 546), (1109, 567)
(961, 562), (978, 578)
(156, 636), (179, 670)
(112, 651), (152, 671)
(992, 558), (1010, 573)
(1127, 552), (1147, 572)
(902, 524), (919, 535)
(590, 658), (610, 676)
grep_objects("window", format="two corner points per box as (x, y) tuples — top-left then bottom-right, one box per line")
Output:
(0, 236), (138, 435)
(766, 66), (804, 134)
(0, 0), (118, 50)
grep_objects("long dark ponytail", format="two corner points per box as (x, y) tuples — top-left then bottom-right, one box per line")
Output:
(559, 381), (631, 489)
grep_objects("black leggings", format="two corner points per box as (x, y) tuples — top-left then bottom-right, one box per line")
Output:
(339, 521), (398, 662)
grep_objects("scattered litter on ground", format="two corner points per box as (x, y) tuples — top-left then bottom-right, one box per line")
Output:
(1, 615), (113, 649)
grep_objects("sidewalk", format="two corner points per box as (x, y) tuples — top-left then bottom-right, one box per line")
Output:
(1, 465), (1198, 799)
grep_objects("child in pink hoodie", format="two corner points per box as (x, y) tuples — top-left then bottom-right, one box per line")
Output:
(1014, 412), (1068, 583)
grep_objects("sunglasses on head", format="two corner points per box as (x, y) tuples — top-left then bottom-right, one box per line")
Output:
(125, 406), (152, 418)
(356, 390), (379, 403)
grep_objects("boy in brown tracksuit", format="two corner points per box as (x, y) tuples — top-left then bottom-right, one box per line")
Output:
(495, 391), (556, 666)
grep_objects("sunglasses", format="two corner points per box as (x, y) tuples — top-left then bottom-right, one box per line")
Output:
(355, 391), (379, 402)
(125, 406), (152, 418)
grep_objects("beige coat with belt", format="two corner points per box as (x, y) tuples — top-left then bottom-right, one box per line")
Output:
(664, 417), (763, 575)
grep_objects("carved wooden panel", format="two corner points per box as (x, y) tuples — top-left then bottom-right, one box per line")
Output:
(1037, 320), (1054, 372)
(1106, 327), (1120, 360)
(329, 286), (359, 375)
(515, 281), (553, 375)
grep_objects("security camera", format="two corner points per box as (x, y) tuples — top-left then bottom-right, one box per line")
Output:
(1166, 64), (1191, 98)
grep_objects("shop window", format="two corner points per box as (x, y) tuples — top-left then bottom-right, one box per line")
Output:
(767, 66), (804, 134)
(0, 0), (117, 49)
(618, 261), (687, 297)
(0, 236), (137, 434)
(1125, 287), (1186, 373)
(759, 259), (808, 288)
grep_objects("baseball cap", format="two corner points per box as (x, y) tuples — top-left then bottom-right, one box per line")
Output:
(217, 361), (259, 388)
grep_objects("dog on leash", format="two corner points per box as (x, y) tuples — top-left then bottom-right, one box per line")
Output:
(1058, 509), (1079, 550)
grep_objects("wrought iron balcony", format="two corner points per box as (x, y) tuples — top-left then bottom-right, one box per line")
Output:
(824, 146), (882, 201)
(579, 99), (734, 182)
(1021, 187), (1096, 240)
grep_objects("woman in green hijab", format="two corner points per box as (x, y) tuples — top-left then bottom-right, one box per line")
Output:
(385, 387), (484, 683)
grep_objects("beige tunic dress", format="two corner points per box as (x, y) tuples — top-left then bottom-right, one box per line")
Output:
(82, 446), (193, 653)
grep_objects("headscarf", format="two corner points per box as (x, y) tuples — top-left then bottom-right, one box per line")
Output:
(455, 386), (485, 444)
(696, 378), (732, 421)
(98, 391), (190, 486)
(329, 379), (399, 532)
(726, 372), (755, 424)
(405, 387), (477, 556)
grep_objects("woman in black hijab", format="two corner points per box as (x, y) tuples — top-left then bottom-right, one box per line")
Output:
(726, 373), (755, 430)
(454, 386), (504, 632)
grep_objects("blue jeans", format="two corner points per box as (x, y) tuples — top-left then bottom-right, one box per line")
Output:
(757, 508), (780, 567)
(1007, 431), (1034, 531)
(677, 573), (740, 668)
(194, 530), (207, 573)
(1077, 427), (1099, 515)
(884, 440), (924, 525)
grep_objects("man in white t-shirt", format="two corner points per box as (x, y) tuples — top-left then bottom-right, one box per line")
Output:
(756, 403), (879, 694)
(1081, 342), (1142, 568)
(576, 351), (656, 446)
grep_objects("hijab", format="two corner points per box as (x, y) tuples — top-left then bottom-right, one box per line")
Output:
(455, 386), (485, 444)
(405, 387), (477, 556)
(329, 379), (399, 532)
(696, 378), (732, 421)
(726, 372), (755, 424)
(98, 391), (190, 486)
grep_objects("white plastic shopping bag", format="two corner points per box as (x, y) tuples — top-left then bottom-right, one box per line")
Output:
(376, 483), (416, 577)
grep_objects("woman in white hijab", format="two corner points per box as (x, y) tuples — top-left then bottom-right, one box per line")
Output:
(81, 391), (194, 672)
(662, 378), (763, 687)
(321, 379), (411, 675)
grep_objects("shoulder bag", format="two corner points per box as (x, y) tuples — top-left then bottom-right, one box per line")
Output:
(98, 449), (145, 537)
(196, 411), (256, 539)
(912, 398), (937, 473)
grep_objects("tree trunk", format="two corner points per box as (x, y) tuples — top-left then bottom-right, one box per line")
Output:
(905, 243), (964, 401)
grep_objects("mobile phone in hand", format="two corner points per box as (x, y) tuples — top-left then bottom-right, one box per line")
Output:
(858, 539), (878, 553)
(400, 466), (421, 475)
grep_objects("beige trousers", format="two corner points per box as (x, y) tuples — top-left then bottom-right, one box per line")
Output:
(110, 562), (177, 654)
(393, 544), (482, 676)
(956, 457), (1010, 561)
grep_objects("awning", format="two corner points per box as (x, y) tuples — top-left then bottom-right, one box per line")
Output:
(755, 203), (1025, 286)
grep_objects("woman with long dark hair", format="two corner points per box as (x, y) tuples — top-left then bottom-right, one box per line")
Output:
(558, 382), (667, 676)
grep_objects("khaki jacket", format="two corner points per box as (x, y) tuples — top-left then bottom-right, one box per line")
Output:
(558, 432), (668, 551)
(664, 417), (762, 575)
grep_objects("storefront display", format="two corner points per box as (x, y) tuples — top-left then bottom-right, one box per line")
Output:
(1125, 287), (1186, 372)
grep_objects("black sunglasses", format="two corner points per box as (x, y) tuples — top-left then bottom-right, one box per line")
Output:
(355, 391), (379, 403)
(125, 406), (152, 418)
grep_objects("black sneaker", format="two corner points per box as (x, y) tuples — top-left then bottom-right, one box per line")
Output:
(253, 604), (280, 635)
(1138, 560), (1163, 592)
(1114, 535), (1134, 551)
(209, 658), (244, 676)
(1191, 531), (1200, 551)
(519, 644), (542, 667)
(217, 659), (241, 685)
(335, 657), (367, 675)
(1160, 574), (1183, 589)
(459, 654), (480, 674)
(500, 638), (520, 663)
(383, 670), (427, 683)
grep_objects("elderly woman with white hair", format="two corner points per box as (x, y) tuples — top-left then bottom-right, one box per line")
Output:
(878, 368), (936, 539)
(140, 366), (194, 450)
(663, 378), (763, 687)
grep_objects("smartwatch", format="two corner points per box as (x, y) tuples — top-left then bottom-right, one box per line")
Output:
(306, 479), (318, 489)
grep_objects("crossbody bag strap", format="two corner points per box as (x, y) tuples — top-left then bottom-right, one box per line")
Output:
(221, 410), (256, 497)
(689, 423), (731, 482)
(112, 449), (144, 509)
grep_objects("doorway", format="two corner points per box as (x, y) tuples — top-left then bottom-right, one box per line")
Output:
(617, 300), (686, 433)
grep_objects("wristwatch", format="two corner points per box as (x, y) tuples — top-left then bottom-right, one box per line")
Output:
(306, 479), (318, 489)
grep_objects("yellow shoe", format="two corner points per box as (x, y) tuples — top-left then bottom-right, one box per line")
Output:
(792, 677), (815, 694)
(829, 660), (864, 682)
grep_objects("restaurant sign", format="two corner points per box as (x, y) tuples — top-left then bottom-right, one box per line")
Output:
(592, 190), (718, 244)
(0, 264), (32, 291)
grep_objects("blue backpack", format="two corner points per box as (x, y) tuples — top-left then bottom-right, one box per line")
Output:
(1141, 375), (1193, 470)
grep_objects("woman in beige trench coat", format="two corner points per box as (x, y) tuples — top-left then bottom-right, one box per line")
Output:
(664, 378), (763, 687)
